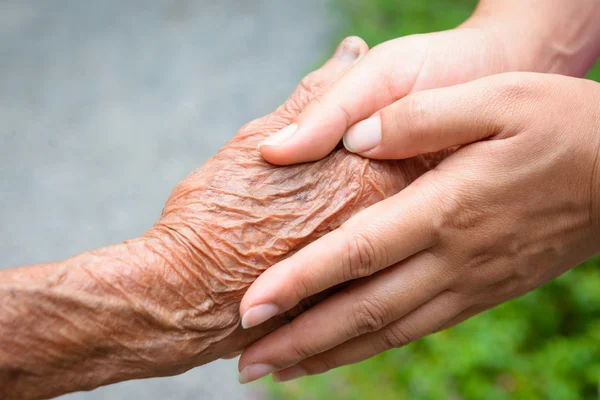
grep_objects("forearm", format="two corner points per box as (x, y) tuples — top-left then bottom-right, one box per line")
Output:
(465, 0), (600, 77)
(0, 236), (264, 399)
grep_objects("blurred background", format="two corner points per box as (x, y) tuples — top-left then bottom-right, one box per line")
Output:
(1, 0), (600, 399)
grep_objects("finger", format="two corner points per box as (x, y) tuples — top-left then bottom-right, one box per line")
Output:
(239, 179), (439, 329)
(238, 251), (451, 381)
(272, 290), (467, 382)
(220, 351), (242, 360)
(274, 36), (369, 128)
(343, 72), (532, 159)
(235, 37), (367, 146)
(259, 37), (422, 165)
(435, 303), (493, 332)
(313, 36), (370, 90)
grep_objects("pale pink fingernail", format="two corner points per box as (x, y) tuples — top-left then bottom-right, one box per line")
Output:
(238, 363), (276, 384)
(272, 366), (308, 383)
(259, 124), (298, 148)
(343, 116), (382, 153)
(241, 304), (279, 329)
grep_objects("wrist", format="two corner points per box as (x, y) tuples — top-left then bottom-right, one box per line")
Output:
(463, 1), (600, 77)
(137, 232), (243, 358)
(139, 229), (291, 360)
(0, 236), (245, 399)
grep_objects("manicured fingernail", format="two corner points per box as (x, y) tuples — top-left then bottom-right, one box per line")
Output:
(239, 363), (276, 384)
(259, 124), (298, 148)
(273, 366), (308, 383)
(343, 116), (382, 154)
(241, 304), (279, 329)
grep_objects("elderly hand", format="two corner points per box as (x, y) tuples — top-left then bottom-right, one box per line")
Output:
(238, 72), (600, 383)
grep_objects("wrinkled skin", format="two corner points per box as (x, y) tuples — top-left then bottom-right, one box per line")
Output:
(145, 54), (447, 362)
(141, 38), (451, 366)
(0, 38), (448, 400)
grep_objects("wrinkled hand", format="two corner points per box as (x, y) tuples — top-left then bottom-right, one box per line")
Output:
(139, 37), (446, 367)
(238, 73), (600, 382)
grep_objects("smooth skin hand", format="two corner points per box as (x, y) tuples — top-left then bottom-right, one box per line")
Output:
(238, 72), (600, 384)
(238, 0), (600, 384)
(258, 0), (600, 166)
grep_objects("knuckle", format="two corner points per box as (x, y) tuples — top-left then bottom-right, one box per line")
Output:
(296, 73), (327, 107)
(292, 272), (314, 305)
(285, 323), (317, 362)
(283, 73), (325, 115)
(483, 73), (537, 133)
(495, 73), (531, 102)
(459, 253), (498, 288)
(380, 325), (413, 349)
(351, 297), (389, 334)
(508, 262), (546, 297)
(289, 340), (313, 362)
(429, 180), (484, 236)
(441, 195), (485, 232)
(298, 72), (326, 95)
(341, 230), (383, 280)
(336, 103), (353, 129)
(305, 356), (340, 375)
(399, 93), (431, 151)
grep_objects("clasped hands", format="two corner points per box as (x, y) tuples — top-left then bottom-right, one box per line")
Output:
(236, 21), (600, 384)
(5, 7), (600, 399)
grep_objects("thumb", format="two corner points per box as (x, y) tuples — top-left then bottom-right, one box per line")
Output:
(342, 73), (527, 159)
(259, 38), (424, 165)
(276, 36), (369, 124)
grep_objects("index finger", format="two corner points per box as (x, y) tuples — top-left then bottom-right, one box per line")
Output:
(239, 178), (439, 329)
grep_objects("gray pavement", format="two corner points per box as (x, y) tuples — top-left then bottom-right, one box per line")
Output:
(0, 1), (336, 398)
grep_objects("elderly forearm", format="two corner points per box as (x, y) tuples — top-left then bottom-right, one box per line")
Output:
(0, 236), (269, 400)
(0, 147), (442, 400)
(465, 0), (600, 76)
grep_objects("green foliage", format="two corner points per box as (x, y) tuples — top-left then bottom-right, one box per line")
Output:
(330, 0), (477, 45)
(588, 61), (600, 82)
(265, 1), (600, 398)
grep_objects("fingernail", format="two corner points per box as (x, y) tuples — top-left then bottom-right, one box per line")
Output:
(334, 37), (362, 62)
(259, 124), (298, 148)
(272, 366), (308, 383)
(343, 116), (382, 154)
(241, 304), (279, 329)
(239, 363), (276, 384)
